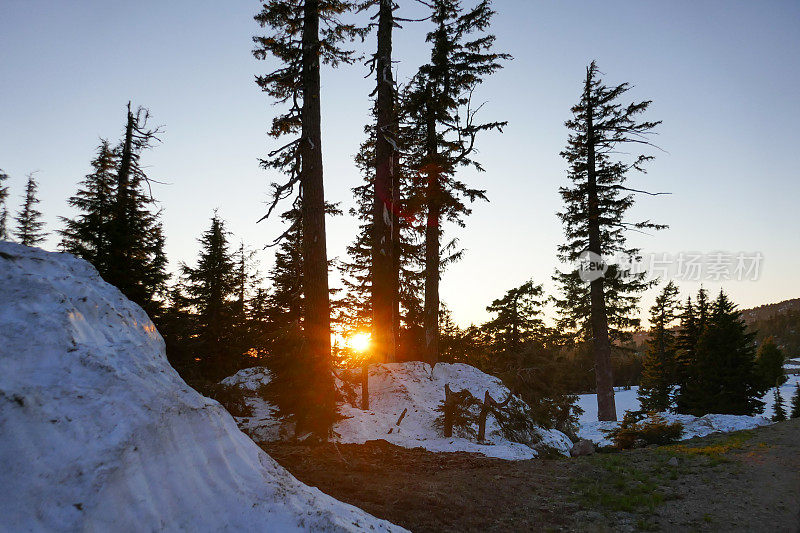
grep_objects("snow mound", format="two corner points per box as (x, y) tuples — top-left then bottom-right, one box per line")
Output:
(224, 361), (573, 460)
(576, 386), (773, 446)
(0, 242), (404, 532)
(578, 413), (772, 447)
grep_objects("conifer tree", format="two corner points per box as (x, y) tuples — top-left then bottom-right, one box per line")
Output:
(339, 99), (425, 362)
(554, 61), (664, 421)
(772, 387), (787, 422)
(790, 383), (800, 419)
(59, 140), (118, 271)
(180, 213), (238, 380)
(14, 172), (48, 246)
(483, 280), (545, 357)
(102, 104), (169, 320)
(638, 281), (680, 412)
(355, 0), (402, 363)
(681, 290), (763, 416)
(0, 169), (9, 240)
(674, 288), (711, 413)
(755, 337), (786, 391)
(254, 0), (365, 438)
(404, 0), (509, 364)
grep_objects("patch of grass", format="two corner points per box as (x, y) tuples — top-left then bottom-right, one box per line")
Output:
(572, 455), (666, 514)
(663, 431), (755, 461)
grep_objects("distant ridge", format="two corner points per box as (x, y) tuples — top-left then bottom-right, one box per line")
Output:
(740, 298), (800, 324)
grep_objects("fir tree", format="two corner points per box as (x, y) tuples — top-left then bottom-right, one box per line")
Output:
(0, 169), (9, 240)
(790, 383), (800, 419)
(682, 290), (764, 416)
(674, 288), (711, 413)
(771, 387), (787, 422)
(755, 337), (786, 391)
(14, 172), (48, 246)
(482, 280), (545, 357)
(403, 0), (509, 364)
(638, 281), (680, 412)
(102, 103), (169, 320)
(355, 0), (403, 363)
(339, 93), (425, 363)
(554, 61), (665, 421)
(254, 0), (365, 439)
(59, 140), (118, 271)
(180, 213), (238, 380)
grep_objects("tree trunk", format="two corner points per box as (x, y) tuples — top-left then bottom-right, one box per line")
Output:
(423, 87), (440, 366)
(108, 103), (135, 291)
(477, 390), (492, 441)
(301, 0), (333, 432)
(585, 67), (616, 422)
(361, 362), (369, 410)
(372, 0), (397, 364)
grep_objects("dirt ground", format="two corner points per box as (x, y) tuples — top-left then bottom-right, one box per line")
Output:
(262, 418), (800, 532)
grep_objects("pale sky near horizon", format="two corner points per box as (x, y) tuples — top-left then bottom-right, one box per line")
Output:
(1, 1), (799, 328)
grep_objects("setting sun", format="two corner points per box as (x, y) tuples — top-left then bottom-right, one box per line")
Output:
(347, 333), (371, 353)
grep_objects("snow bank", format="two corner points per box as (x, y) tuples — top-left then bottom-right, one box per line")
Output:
(0, 242), (404, 532)
(576, 385), (776, 446)
(225, 362), (573, 460)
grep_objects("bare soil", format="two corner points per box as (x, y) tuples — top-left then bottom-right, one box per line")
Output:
(262, 418), (800, 532)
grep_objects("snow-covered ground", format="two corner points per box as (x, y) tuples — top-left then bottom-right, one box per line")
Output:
(0, 243), (404, 532)
(224, 362), (573, 460)
(575, 370), (800, 446)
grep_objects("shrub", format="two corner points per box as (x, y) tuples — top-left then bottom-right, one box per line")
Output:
(433, 386), (481, 438)
(605, 411), (683, 449)
(200, 382), (253, 418)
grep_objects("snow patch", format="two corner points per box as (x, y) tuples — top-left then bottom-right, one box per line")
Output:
(225, 361), (573, 460)
(575, 383), (785, 446)
(0, 242), (404, 532)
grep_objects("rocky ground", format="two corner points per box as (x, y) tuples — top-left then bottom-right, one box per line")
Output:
(263, 418), (800, 532)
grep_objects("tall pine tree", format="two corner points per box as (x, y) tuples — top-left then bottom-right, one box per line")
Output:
(14, 172), (48, 246)
(638, 281), (680, 412)
(404, 0), (509, 364)
(104, 104), (168, 320)
(554, 61), (664, 421)
(253, 0), (365, 438)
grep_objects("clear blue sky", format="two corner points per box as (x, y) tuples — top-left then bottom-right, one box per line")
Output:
(1, 0), (798, 327)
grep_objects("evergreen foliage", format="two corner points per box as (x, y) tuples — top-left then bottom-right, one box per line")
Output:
(403, 0), (509, 364)
(483, 280), (545, 356)
(754, 337), (786, 390)
(638, 281), (680, 412)
(59, 105), (168, 321)
(771, 387), (787, 422)
(179, 213), (239, 380)
(253, 0), (365, 439)
(790, 383), (800, 419)
(677, 290), (764, 416)
(59, 140), (118, 271)
(553, 61), (664, 421)
(14, 172), (48, 246)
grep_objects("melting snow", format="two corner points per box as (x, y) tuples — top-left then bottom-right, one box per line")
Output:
(224, 362), (573, 460)
(0, 242), (404, 532)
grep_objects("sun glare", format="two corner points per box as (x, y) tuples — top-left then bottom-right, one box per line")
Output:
(348, 333), (371, 353)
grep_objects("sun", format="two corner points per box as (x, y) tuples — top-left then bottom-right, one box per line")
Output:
(347, 332), (371, 353)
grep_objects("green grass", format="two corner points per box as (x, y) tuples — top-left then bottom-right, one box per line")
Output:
(572, 455), (667, 513)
